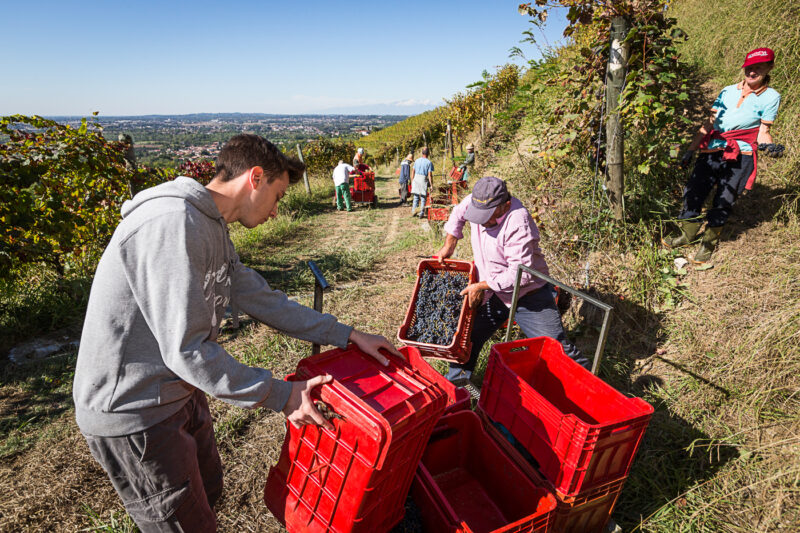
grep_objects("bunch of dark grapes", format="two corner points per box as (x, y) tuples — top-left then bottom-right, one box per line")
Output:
(407, 270), (468, 345)
(758, 143), (785, 158)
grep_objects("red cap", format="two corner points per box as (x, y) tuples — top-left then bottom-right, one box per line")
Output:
(742, 47), (775, 68)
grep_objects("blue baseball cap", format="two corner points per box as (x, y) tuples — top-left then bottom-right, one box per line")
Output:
(464, 176), (510, 224)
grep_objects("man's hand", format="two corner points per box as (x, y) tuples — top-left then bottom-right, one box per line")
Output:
(282, 375), (334, 430)
(349, 329), (403, 365)
(435, 233), (459, 263)
(461, 281), (490, 309)
(680, 150), (695, 170)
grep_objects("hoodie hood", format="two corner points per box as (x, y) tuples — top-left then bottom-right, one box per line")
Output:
(121, 176), (222, 221)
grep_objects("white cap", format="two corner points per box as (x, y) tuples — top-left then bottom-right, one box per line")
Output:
(357, 147), (364, 154)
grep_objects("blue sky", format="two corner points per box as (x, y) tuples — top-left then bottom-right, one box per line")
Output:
(2, 1), (567, 116)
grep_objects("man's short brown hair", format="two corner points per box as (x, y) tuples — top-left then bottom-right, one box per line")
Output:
(214, 134), (305, 184)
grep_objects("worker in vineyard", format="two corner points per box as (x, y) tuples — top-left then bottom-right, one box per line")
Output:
(398, 153), (413, 206)
(410, 147), (434, 218)
(458, 143), (475, 182)
(332, 159), (354, 211)
(435, 176), (590, 385)
(353, 147), (365, 170)
(73, 134), (402, 532)
(664, 47), (783, 264)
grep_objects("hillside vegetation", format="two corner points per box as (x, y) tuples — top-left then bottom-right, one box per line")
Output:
(464, 0), (799, 530)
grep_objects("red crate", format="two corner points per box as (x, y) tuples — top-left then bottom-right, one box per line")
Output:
(352, 175), (374, 192)
(478, 337), (653, 498)
(477, 409), (624, 533)
(448, 167), (465, 181)
(397, 259), (477, 363)
(264, 345), (448, 533)
(349, 188), (374, 204)
(412, 411), (556, 533)
(427, 207), (450, 221)
(284, 349), (468, 416)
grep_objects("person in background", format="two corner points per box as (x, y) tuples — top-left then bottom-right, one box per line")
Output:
(353, 147), (365, 170)
(435, 176), (590, 386)
(398, 153), (413, 206)
(410, 147), (434, 218)
(73, 134), (401, 532)
(664, 47), (783, 264)
(332, 159), (354, 212)
(459, 143), (475, 182)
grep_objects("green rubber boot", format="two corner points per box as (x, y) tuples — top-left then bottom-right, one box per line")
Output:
(662, 220), (701, 248)
(692, 225), (723, 264)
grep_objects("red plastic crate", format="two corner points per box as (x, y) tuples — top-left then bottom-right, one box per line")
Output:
(478, 337), (653, 498)
(349, 188), (374, 203)
(448, 167), (465, 181)
(411, 411), (556, 533)
(264, 345), (448, 533)
(397, 259), (477, 363)
(283, 352), (469, 417)
(427, 206), (450, 221)
(477, 409), (624, 533)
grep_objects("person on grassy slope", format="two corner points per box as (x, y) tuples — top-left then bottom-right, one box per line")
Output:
(73, 134), (401, 533)
(435, 176), (590, 385)
(664, 47), (783, 264)
(410, 147), (434, 218)
(398, 153), (413, 205)
(458, 143), (475, 182)
(332, 159), (354, 212)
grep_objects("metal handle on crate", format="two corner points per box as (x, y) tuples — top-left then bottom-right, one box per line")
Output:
(504, 265), (612, 376)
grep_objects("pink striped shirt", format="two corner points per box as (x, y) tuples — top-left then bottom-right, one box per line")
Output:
(444, 195), (549, 306)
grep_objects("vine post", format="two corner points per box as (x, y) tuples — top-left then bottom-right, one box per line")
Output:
(296, 144), (312, 195)
(446, 119), (455, 161)
(605, 15), (631, 219)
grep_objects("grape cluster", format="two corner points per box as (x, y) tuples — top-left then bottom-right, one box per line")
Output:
(407, 270), (468, 346)
(758, 143), (785, 158)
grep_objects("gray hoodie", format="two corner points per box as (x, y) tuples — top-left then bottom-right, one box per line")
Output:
(73, 177), (352, 436)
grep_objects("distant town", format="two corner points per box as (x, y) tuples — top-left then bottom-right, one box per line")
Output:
(49, 113), (407, 167)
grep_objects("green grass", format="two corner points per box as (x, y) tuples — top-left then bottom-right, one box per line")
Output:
(0, 350), (77, 459)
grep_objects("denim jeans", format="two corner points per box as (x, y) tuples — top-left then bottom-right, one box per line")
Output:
(412, 193), (426, 217)
(680, 152), (754, 227)
(450, 285), (590, 374)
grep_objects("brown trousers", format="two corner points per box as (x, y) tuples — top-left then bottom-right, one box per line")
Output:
(84, 389), (223, 532)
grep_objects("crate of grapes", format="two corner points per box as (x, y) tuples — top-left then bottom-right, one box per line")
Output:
(397, 259), (477, 363)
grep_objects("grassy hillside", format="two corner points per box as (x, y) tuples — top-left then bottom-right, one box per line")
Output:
(466, 1), (799, 530)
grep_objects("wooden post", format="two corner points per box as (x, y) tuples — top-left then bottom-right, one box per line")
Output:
(423, 131), (428, 151)
(604, 16), (631, 220)
(296, 143), (311, 195)
(480, 96), (485, 138)
(446, 120), (454, 162)
(395, 147), (399, 166)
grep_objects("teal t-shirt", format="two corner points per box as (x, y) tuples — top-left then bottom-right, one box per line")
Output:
(709, 83), (781, 151)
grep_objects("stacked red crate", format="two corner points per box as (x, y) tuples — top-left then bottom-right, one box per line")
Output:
(264, 345), (451, 533)
(476, 337), (653, 532)
(411, 410), (556, 533)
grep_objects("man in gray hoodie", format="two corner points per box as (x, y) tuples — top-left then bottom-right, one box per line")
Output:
(73, 134), (401, 532)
